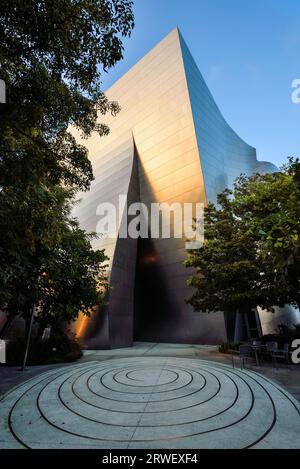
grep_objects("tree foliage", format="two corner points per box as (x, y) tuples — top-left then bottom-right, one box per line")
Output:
(0, 0), (134, 190)
(35, 211), (109, 332)
(0, 184), (108, 333)
(0, 1), (134, 337)
(232, 158), (300, 307)
(186, 158), (300, 317)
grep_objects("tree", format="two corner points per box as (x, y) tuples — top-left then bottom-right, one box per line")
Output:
(0, 0), (134, 191)
(35, 220), (109, 336)
(0, 1), (134, 336)
(0, 183), (70, 336)
(186, 159), (300, 341)
(186, 192), (285, 341)
(232, 158), (300, 309)
(0, 183), (108, 338)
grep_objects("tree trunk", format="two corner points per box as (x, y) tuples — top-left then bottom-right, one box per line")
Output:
(25, 313), (32, 342)
(21, 305), (35, 370)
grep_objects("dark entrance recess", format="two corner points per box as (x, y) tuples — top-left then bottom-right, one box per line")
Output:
(133, 236), (173, 342)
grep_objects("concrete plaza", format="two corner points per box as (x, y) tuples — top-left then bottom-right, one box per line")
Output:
(0, 343), (300, 449)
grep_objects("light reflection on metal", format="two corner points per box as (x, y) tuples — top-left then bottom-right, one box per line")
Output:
(76, 315), (89, 339)
(143, 255), (156, 265)
(70, 28), (292, 348)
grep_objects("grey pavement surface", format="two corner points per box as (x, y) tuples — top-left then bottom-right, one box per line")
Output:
(1, 343), (300, 449)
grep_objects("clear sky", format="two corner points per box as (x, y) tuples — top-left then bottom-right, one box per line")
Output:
(101, 0), (300, 168)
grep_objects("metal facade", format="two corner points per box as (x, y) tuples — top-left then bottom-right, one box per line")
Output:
(71, 29), (296, 348)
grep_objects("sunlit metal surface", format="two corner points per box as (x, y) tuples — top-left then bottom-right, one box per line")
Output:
(71, 28), (297, 348)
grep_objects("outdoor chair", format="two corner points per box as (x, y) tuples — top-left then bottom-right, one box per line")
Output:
(272, 343), (290, 368)
(249, 340), (263, 366)
(238, 344), (253, 369)
(262, 341), (278, 367)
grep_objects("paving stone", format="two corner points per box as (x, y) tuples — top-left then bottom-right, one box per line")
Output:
(0, 357), (299, 448)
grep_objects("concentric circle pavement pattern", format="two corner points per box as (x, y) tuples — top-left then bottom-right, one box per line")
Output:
(1, 357), (300, 448)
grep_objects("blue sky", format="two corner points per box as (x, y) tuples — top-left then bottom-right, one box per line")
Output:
(101, 0), (300, 168)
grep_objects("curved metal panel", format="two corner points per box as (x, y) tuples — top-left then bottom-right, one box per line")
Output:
(71, 28), (299, 348)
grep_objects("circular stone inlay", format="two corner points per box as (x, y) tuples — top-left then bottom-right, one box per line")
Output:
(0, 357), (299, 449)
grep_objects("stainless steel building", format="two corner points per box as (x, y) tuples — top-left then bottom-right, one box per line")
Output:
(71, 28), (299, 348)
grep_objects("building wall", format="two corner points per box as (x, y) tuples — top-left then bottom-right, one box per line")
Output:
(258, 305), (300, 336)
(71, 28), (297, 348)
